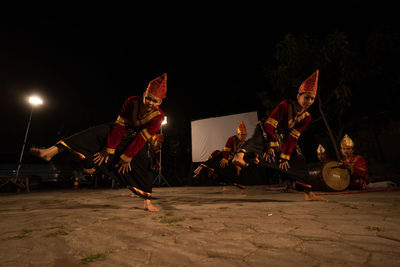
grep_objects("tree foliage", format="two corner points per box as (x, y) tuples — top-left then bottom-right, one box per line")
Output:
(259, 26), (399, 139)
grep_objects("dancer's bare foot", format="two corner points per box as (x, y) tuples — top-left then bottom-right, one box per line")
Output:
(232, 153), (248, 168)
(144, 199), (160, 212)
(304, 191), (328, 201)
(30, 147), (56, 162)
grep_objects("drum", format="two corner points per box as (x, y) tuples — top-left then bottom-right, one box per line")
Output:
(308, 161), (350, 191)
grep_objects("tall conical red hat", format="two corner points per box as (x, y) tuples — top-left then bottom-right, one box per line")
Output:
(298, 70), (319, 95)
(146, 73), (167, 100)
(236, 121), (247, 135)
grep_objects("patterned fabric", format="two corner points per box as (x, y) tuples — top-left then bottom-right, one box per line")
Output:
(236, 121), (247, 135)
(106, 96), (164, 161)
(241, 125), (312, 189)
(263, 99), (312, 160)
(146, 73), (167, 100)
(317, 144), (326, 154)
(128, 185), (152, 199)
(298, 70), (319, 95)
(342, 155), (369, 188)
(341, 134), (355, 148)
(57, 140), (86, 159)
(222, 135), (245, 160)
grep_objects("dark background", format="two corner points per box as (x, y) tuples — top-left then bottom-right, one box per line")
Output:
(1, 2), (399, 184)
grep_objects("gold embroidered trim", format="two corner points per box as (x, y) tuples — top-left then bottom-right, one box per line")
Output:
(146, 92), (162, 103)
(105, 148), (115, 154)
(294, 181), (312, 189)
(120, 154), (132, 163)
(116, 115), (129, 126)
(58, 141), (86, 159)
(290, 128), (301, 139)
(266, 117), (278, 128)
(140, 129), (152, 141)
(288, 112), (309, 129)
(280, 153), (290, 160)
(269, 142), (279, 147)
(58, 140), (71, 150)
(288, 101), (310, 129)
(222, 147), (231, 152)
(132, 98), (161, 127)
(127, 185), (152, 198)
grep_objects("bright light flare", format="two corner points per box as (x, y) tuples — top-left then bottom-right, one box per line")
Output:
(162, 116), (167, 125)
(28, 96), (43, 106)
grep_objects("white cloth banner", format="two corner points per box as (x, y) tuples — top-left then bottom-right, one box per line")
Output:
(191, 111), (259, 162)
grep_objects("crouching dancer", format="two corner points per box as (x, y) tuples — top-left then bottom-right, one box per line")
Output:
(233, 70), (326, 201)
(31, 73), (168, 211)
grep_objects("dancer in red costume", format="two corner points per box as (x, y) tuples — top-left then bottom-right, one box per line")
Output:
(31, 74), (167, 211)
(193, 121), (248, 189)
(233, 70), (326, 201)
(340, 134), (369, 190)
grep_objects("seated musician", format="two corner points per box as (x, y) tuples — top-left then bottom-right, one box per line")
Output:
(340, 134), (370, 190)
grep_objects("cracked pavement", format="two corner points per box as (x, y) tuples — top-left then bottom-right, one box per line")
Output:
(1, 186), (399, 266)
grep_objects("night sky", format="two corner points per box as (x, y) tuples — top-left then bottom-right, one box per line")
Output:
(1, 3), (398, 164)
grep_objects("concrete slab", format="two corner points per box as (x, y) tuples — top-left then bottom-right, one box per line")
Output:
(1, 186), (399, 266)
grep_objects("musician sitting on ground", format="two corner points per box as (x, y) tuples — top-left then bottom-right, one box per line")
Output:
(317, 144), (328, 164)
(340, 134), (370, 190)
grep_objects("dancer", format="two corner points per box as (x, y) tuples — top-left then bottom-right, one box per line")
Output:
(316, 144), (328, 163)
(340, 134), (369, 190)
(31, 73), (167, 211)
(233, 70), (326, 201)
(193, 121), (248, 189)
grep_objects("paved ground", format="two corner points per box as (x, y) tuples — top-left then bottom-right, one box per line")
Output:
(1, 185), (399, 267)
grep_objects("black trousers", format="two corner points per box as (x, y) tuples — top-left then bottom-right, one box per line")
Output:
(59, 123), (154, 199)
(202, 151), (244, 186)
(242, 126), (311, 189)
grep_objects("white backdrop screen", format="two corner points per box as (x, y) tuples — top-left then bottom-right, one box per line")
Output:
(191, 111), (259, 162)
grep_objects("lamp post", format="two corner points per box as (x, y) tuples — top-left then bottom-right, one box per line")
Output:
(153, 116), (170, 186)
(15, 96), (43, 180)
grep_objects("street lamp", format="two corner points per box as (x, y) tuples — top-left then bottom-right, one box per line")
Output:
(161, 116), (167, 128)
(153, 116), (170, 186)
(15, 95), (43, 179)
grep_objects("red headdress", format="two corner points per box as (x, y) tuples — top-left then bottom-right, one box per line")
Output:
(236, 121), (247, 135)
(146, 73), (167, 100)
(298, 70), (319, 95)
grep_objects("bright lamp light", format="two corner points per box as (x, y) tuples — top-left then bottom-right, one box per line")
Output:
(162, 116), (167, 125)
(28, 96), (43, 106)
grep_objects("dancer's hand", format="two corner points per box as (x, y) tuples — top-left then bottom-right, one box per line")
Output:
(193, 166), (203, 178)
(93, 149), (109, 166)
(279, 159), (290, 170)
(343, 163), (353, 173)
(220, 158), (229, 168)
(264, 148), (275, 162)
(115, 160), (132, 174)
